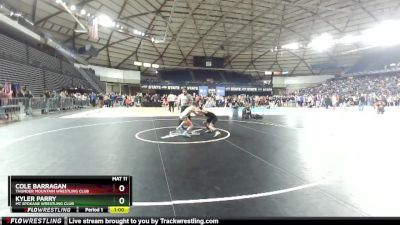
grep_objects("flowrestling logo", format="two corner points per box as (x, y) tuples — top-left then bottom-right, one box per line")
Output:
(3, 217), (64, 224)
(67, 218), (219, 225)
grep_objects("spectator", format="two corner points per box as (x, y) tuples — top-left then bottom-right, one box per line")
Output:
(119, 94), (125, 106)
(358, 94), (366, 111)
(89, 92), (96, 107)
(125, 95), (133, 107)
(17, 89), (25, 97)
(0, 83), (13, 120)
(99, 93), (104, 108)
(167, 92), (176, 112)
(25, 91), (33, 98)
(0, 83), (13, 101)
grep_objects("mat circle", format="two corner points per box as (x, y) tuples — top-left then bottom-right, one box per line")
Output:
(135, 126), (231, 144)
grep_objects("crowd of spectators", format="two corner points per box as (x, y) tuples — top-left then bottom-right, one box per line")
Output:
(93, 93), (180, 108)
(293, 71), (400, 108)
(2, 82), (94, 101)
(154, 71), (400, 109)
(0, 81), (93, 101)
(173, 71), (400, 109)
(88, 92), (275, 109)
(3, 70), (400, 115)
(1, 82), (94, 119)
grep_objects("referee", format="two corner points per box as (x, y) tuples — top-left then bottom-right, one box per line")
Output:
(177, 88), (193, 125)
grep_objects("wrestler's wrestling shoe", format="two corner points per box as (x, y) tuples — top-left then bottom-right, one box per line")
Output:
(176, 126), (184, 133)
(182, 131), (191, 138)
(214, 131), (221, 137)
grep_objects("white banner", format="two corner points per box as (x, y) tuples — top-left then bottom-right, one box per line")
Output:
(75, 64), (140, 84)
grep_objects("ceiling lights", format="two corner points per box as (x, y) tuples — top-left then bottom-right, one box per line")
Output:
(133, 29), (145, 36)
(154, 39), (165, 44)
(98, 14), (115, 27)
(134, 61), (160, 69)
(278, 19), (400, 53)
(47, 0), (400, 55)
(337, 35), (360, 45)
(282, 42), (300, 50)
(133, 61), (142, 66)
(266, 71), (289, 76)
(308, 33), (335, 52)
(51, 0), (159, 43)
(361, 20), (400, 47)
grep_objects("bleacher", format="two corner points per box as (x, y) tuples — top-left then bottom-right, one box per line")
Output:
(44, 71), (63, 91)
(44, 71), (72, 91)
(0, 58), (44, 96)
(0, 58), (94, 96)
(0, 33), (27, 63)
(73, 78), (89, 89)
(222, 71), (253, 83)
(0, 33), (104, 94)
(347, 46), (400, 74)
(28, 47), (61, 72)
(160, 70), (192, 82)
(79, 68), (106, 92)
(62, 61), (80, 78)
(193, 70), (223, 82)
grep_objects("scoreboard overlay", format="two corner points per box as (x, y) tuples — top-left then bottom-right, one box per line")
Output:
(8, 176), (132, 213)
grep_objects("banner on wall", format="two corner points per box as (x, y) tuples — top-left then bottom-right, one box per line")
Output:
(199, 86), (208, 96)
(140, 85), (272, 93)
(75, 64), (141, 84)
(216, 86), (225, 96)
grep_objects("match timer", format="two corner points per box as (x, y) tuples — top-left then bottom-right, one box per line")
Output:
(8, 176), (132, 213)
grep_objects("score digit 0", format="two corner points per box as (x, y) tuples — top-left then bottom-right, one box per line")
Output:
(119, 197), (125, 205)
(119, 185), (125, 192)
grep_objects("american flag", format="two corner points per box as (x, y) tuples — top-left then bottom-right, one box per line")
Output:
(88, 17), (99, 42)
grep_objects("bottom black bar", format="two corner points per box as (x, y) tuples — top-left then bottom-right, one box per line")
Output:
(2, 217), (64, 225)
(3, 217), (400, 225)
(218, 219), (400, 225)
(65, 218), (400, 225)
